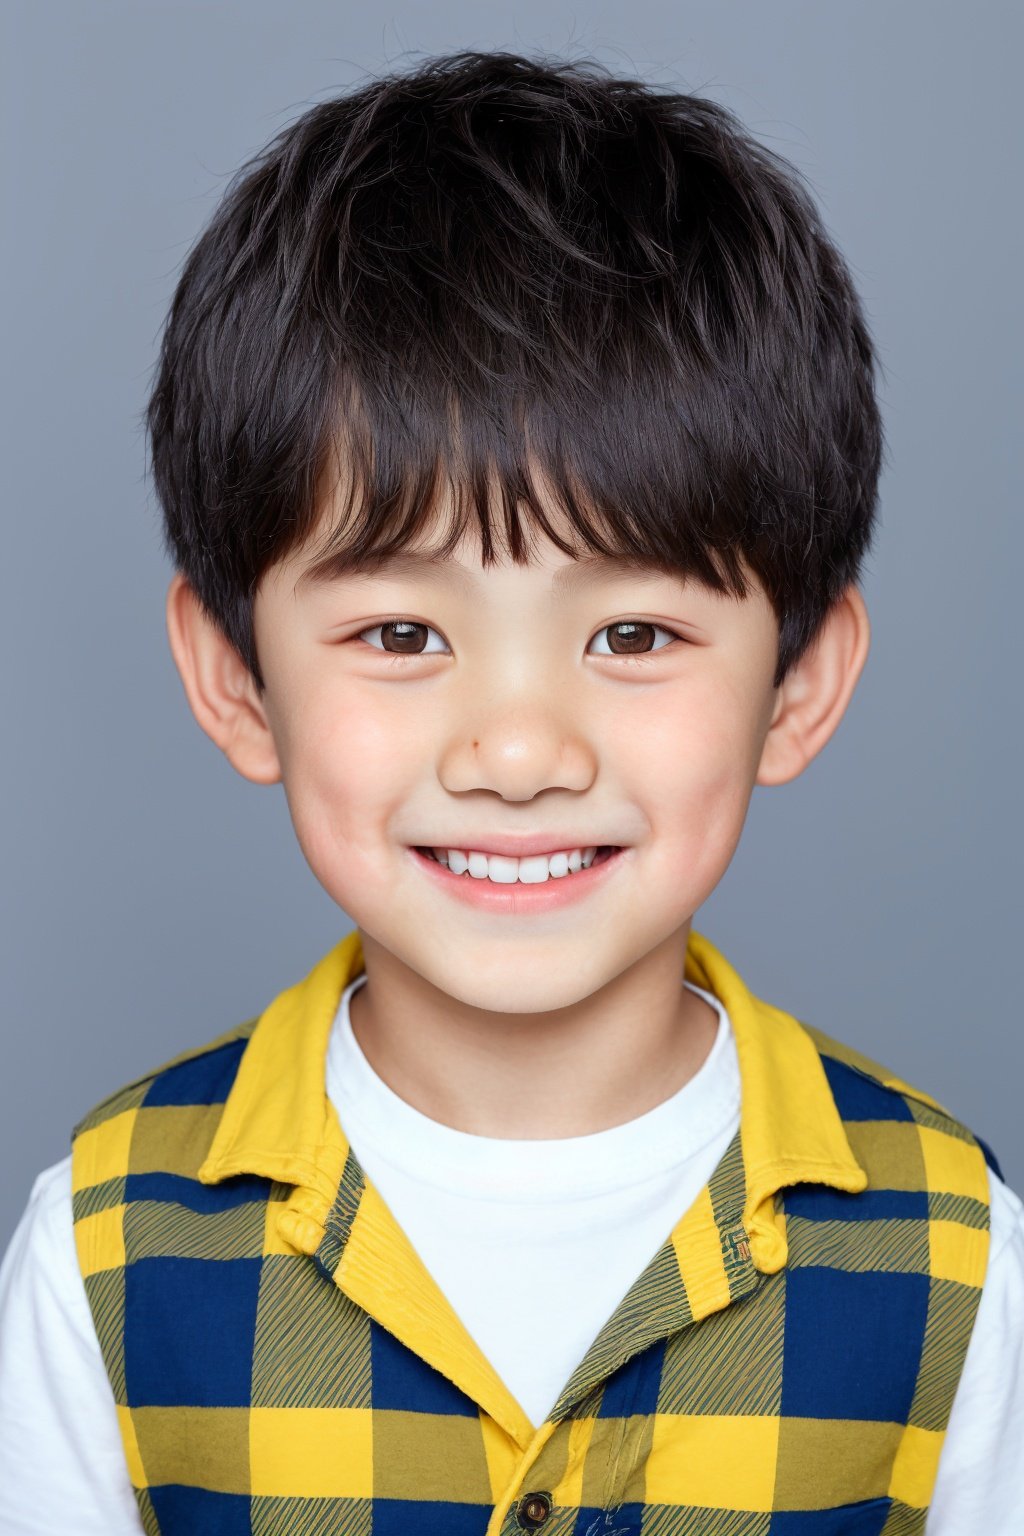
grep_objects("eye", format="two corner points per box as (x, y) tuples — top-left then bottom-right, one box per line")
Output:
(356, 619), (448, 656)
(353, 618), (686, 661)
(588, 621), (683, 659)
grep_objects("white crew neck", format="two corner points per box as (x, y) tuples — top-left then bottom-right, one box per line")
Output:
(325, 973), (741, 1205)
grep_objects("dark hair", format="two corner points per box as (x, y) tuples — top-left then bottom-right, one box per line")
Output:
(145, 48), (883, 693)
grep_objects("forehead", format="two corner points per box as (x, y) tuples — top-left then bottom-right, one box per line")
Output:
(266, 458), (771, 622)
(287, 498), (750, 597)
(292, 542), (698, 600)
(286, 466), (665, 592)
(272, 447), (771, 611)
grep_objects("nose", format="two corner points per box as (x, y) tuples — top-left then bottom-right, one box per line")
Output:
(436, 707), (598, 801)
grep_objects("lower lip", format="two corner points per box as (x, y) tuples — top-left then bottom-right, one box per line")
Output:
(408, 846), (629, 912)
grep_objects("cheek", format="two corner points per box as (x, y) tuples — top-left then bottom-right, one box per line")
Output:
(277, 693), (414, 893)
(624, 678), (761, 866)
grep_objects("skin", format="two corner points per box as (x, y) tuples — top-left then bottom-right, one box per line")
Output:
(165, 488), (870, 1140)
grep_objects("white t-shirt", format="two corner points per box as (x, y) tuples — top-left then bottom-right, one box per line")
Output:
(1, 976), (1022, 1533)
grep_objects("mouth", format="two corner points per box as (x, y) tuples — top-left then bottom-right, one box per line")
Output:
(407, 844), (629, 911)
(414, 845), (621, 875)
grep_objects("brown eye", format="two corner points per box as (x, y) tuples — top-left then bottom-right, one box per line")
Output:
(379, 621), (426, 653)
(357, 620), (447, 655)
(607, 622), (653, 655)
(589, 621), (679, 657)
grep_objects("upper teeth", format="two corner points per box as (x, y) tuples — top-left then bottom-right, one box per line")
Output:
(431, 847), (602, 883)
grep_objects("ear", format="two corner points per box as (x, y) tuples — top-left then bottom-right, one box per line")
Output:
(164, 572), (282, 786)
(755, 583), (870, 787)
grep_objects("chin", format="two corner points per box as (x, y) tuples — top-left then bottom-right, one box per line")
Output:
(420, 957), (601, 1016)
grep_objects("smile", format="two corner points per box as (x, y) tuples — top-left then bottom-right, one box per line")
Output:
(416, 845), (619, 883)
(408, 844), (628, 912)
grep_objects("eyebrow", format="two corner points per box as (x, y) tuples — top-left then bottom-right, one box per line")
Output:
(295, 548), (677, 598)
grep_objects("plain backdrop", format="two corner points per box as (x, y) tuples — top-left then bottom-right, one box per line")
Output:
(1, 0), (1020, 1252)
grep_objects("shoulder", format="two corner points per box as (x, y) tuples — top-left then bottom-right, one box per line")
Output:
(72, 1018), (258, 1142)
(70, 1019), (260, 1209)
(801, 1018), (1001, 1171)
(2, 1154), (85, 1321)
(801, 1017), (966, 1121)
(9, 1154), (74, 1248)
(987, 1164), (1024, 1265)
(25, 1152), (73, 1214)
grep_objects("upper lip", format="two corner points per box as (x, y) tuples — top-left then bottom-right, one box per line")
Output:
(414, 836), (621, 858)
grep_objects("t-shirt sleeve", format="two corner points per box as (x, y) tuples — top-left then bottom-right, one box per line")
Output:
(925, 1160), (1024, 1532)
(0, 1154), (145, 1535)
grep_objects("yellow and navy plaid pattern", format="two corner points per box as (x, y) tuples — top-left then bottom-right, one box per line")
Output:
(71, 928), (997, 1535)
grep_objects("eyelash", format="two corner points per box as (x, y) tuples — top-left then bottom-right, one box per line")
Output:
(352, 618), (688, 665)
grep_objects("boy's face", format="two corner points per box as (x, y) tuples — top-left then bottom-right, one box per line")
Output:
(233, 498), (796, 1016)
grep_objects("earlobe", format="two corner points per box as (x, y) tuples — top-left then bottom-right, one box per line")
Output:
(164, 573), (283, 786)
(755, 584), (871, 787)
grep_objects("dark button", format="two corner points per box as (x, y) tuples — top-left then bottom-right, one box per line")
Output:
(517, 1490), (552, 1529)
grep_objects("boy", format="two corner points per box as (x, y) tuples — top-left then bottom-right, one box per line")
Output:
(1, 47), (1022, 1536)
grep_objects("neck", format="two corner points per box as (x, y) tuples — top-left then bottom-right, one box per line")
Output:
(346, 926), (720, 1140)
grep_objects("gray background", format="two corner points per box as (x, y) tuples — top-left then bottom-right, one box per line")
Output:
(2, 1), (1020, 1252)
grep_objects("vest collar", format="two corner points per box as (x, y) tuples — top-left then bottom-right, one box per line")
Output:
(199, 925), (867, 1274)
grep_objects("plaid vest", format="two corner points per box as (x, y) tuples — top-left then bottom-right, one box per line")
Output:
(71, 928), (997, 1536)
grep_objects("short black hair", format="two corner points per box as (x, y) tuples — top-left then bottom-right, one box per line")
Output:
(145, 48), (883, 693)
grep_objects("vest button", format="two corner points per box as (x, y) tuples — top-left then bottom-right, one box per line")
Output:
(517, 1490), (552, 1528)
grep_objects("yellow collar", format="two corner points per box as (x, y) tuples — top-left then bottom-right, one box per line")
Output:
(198, 926), (871, 1444)
(199, 926), (868, 1273)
